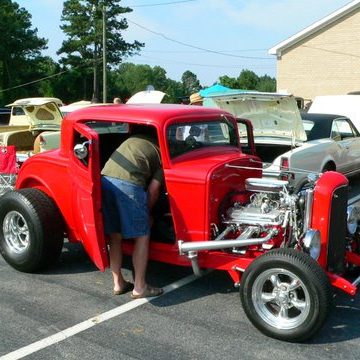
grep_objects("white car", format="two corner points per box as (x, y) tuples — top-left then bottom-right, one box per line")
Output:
(205, 91), (360, 190)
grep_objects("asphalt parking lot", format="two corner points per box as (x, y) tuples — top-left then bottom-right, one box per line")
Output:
(1, 238), (360, 360)
(2, 178), (360, 360)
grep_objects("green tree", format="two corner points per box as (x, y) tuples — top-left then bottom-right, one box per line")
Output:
(181, 70), (201, 95)
(237, 69), (259, 90)
(58, 0), (143, 102)
(112, 63), (159, 100)
(218, 75), (239, 89)
(51, 63), (94, 103)
(219, 71), (276, 92)
(111, 63), (184, 103)
(163, 79), (184, 104)
(257, 74), (276, 92)
(0, 0), (48, 105)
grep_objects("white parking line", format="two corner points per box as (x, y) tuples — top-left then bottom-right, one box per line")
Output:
(0, 273), (200, 360)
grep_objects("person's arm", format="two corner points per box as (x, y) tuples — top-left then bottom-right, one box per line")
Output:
(147, 178), (162, 210)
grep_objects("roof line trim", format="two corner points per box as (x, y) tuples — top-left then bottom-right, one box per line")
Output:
(269, 0), (360, 56)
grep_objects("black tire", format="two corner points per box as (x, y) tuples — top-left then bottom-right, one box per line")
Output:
(0, 189), (64, 272)
(322, 162), (335, 172)
(240, 248), (332, 342)
(294, 179), (310, 193)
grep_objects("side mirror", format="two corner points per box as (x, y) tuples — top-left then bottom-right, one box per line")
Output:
(74, 140), (91, 160)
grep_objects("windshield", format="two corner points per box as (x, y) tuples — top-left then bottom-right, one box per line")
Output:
(167, 119), (238, 158)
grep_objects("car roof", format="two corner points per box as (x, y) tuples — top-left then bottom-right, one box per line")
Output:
(64, 103), (232, 127)
(6, 97), (63, 107)
(300, 112), (348, 121)
(300, 112), (355, 141)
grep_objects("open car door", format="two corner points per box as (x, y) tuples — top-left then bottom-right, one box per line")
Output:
(237, 118), (256, 156)
(69, 123), (108, 271)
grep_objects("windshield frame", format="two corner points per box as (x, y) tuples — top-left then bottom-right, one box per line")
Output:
(166, 117), (238, 159)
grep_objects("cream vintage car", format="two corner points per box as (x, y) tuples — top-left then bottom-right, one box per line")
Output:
(205, 91), (360, 191)
(37, 101), (104, 152)
(3, 97), (63, 154)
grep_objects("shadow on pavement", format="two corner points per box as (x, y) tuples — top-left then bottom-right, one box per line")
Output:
(42, 241), (98, 275)
(309, 290), (360, 344)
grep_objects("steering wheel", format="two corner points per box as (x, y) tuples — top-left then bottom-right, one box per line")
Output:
(185, 135), (197, 148)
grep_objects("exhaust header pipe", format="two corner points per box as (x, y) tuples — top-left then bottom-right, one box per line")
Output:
(178, 228), (277, 255)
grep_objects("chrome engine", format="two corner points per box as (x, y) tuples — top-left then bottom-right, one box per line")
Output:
(179, 177), (312, 258)
(224, 178), (302, 241)
(178, 173), (360, 278)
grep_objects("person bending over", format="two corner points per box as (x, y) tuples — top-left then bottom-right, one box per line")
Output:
(101, 132), (164, 298)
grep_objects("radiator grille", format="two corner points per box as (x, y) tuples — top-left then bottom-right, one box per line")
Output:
(327, 185), (348, 274)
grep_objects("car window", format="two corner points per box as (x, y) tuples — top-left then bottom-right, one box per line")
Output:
(334, 119), (355, 139)
(302, 120), (315, 137)
(84, 120), (129, 134)
(12, 107), (25, 116)
(167, 119), (237, 158)
(331, 121), (342, 141)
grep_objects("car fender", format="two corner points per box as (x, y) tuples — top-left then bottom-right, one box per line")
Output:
(264, 140), (339, 189)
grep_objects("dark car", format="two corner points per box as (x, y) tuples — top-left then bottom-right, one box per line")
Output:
(0, 108), (10, 125)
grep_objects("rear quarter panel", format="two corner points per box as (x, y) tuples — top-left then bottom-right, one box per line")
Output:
(265, 140), (340, 188)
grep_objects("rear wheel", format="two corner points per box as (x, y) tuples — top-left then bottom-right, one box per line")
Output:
(240, 248), (332, 342)
(322, 162), (335, 172)
(0, 189), (64, 272)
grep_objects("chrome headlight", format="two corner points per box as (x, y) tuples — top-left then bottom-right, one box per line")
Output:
(302, 229), (321, 260)
(347, 205), (360, 235)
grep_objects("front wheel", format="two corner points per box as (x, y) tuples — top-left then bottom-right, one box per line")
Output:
(240, 248), (332, 342)
(0, 189), (64, 272)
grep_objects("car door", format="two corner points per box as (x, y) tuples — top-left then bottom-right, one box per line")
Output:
(334, 118), (360, 174)
(69, 122), (108, 271)
(236, 118), (256, 156)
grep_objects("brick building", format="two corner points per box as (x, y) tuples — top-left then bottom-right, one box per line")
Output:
(269, 0), (360, 101)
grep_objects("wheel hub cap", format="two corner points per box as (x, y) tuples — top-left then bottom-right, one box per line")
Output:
(3, 211), (30, 254)
(252, 269), (311, 330)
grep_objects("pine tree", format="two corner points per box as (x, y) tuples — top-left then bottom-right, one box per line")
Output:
(58, 0), (143, 102)
(0, 0), (48, 104)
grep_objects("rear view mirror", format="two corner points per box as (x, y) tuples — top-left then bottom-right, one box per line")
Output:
(73, 140), (91, 160)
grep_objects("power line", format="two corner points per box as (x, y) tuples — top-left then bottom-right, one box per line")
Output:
(128, 20), (272, 60)
(129, 54), (275, 69)
(141, 48), (269, 53)
(0, 60), (99, 94)
(126, 0), (197, 7)
(0, 70), (69, 93)
(302, 45), (360, 59)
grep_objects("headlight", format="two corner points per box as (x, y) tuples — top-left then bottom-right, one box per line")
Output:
(302, 229), (321, 260)
(347, 205), (360, 235)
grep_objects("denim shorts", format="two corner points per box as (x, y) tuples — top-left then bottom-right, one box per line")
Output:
(101, 176), (150, 238)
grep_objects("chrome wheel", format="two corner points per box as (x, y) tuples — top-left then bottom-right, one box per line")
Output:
(252, 268), (310, 330)
(3, 211), (30, 254)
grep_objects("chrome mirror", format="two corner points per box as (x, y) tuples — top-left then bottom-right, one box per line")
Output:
(73, 140), (91, 160)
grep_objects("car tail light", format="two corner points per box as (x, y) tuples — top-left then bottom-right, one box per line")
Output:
(280, 157), (289, 170)
(280, 157), (290, 180)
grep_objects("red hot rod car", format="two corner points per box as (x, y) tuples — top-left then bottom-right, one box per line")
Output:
(0, 104), (360, 342)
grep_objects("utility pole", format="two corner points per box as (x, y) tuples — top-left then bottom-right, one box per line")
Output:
(102, 4), (107, 103)
(91, 4), (98, 103)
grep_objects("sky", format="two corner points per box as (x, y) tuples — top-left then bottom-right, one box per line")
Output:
(16, 0), (352, 87)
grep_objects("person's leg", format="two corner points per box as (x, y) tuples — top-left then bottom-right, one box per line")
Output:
(131, 234), (163, 298)
(109, 232), (127, 293)
(132, 234), (149, 294)
(115, 181), (162, 297)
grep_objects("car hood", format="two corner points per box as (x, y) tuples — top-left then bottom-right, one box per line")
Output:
(205, 91), (307, 142)
(126, 90), (166, 104)
(6, 98), (63, 129)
